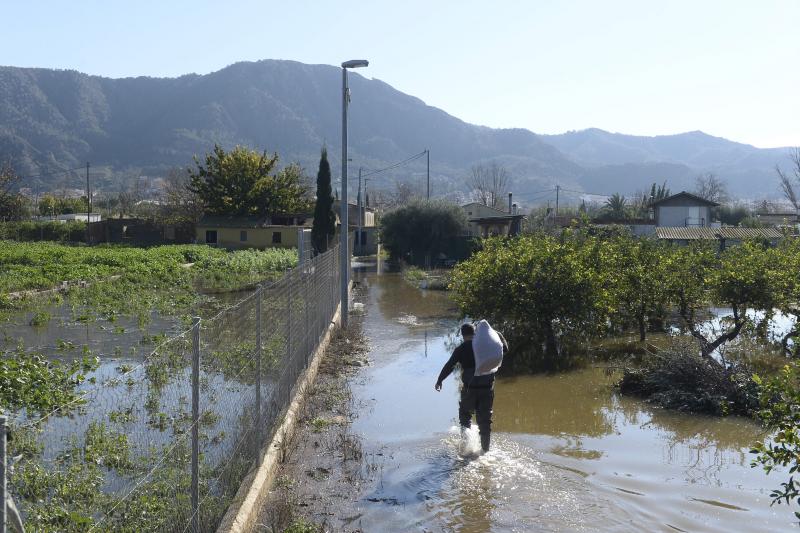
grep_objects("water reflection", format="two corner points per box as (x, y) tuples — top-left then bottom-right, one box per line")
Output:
(374, 274), (458, 324)
(350, 271), (794, 532)
(493, 370), (618, 438)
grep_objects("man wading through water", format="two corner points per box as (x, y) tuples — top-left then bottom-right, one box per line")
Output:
(435, 322), (508, 452)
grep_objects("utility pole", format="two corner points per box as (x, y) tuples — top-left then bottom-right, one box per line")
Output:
(426, 148), (430, 199)
(555, 185), (560, 217)
(340, 59), (369, 328)
(86, 162), (91, 244)
(86, 162), (91, 215)
(341, 68), (350, 327)
(357, 167), (362, 255)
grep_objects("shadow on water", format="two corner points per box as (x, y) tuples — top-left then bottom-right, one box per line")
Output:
(348, 266), (795, 532)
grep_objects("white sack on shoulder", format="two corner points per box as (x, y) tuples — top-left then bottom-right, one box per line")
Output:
(472, 319), (503, 376)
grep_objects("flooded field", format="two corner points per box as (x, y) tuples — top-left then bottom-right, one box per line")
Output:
(348, 265), (793, 532)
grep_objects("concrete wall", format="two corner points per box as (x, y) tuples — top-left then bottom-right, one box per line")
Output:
(354, 227), (379, 255)
(468, 220), (511, 237)
(656, 205), (711, 227)
(196, 226), (302, 249)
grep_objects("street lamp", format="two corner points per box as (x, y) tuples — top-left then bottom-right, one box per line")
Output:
(341, 59), (368, 328)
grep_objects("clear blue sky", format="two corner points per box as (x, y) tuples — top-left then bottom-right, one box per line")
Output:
(2, 0), (798, 148)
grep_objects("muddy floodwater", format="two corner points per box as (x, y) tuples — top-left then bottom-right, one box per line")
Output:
(348, 263), (792, 532)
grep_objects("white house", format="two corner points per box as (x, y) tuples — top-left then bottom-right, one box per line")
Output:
(652, 191), (718, 227)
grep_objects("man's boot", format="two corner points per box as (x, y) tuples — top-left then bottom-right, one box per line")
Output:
(480, 431), (490, 452)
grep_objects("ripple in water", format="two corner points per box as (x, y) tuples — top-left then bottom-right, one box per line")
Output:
(363, 428), (632, 532)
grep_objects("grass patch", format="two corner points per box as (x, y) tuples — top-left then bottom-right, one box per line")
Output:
(29, 311), (51, 327)
(0, 347), (99, 413)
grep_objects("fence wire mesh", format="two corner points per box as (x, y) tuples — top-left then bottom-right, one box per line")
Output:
(4, 245), (342, 533)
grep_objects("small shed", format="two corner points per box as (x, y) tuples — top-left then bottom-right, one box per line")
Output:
(652, 192), (719, 227)
(462, 202), (525, 237)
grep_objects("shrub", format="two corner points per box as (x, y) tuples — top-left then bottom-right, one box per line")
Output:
(379, 200), (467, 265)
(618, 344), (759, 416)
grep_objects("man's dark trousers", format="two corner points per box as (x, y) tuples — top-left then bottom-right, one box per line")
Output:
(459, 386), (494, 451)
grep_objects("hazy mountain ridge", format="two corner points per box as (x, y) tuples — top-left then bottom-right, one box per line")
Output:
(0, 60), (581, 200)
(545, 128), (792, 197)
(0, 60), (791, 201)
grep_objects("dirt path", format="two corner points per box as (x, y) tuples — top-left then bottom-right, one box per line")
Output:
(256, 289), (375, 533)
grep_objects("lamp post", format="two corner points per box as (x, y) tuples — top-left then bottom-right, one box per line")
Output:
(341, 59), (368, 328)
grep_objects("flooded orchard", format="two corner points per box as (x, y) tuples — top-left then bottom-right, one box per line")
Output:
(347, 262), (792, 532)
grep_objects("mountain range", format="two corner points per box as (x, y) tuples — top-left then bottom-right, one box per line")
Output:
(0, 60), (792, 204)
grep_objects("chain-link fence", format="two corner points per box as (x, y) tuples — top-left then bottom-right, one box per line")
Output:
(2, 244), (342, 533)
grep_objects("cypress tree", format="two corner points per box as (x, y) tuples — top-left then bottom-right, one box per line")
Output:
(311, 147), (336, 253)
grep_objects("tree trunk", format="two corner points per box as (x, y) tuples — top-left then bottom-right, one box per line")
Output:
(544, 320), (559, 363)
(638, 315), (646, 343)
(696, 306), (745, 363)
(782, 329), (799, 357)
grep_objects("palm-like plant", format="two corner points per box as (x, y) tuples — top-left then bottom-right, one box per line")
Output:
(604, 193), (628, 219)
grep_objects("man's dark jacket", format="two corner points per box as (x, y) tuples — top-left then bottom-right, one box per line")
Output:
(436, 334), (508, 389)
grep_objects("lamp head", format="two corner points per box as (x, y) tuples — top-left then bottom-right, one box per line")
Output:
(341, 59), (369, 69)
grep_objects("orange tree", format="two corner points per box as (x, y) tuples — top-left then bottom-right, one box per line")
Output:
(450, 233), (616, 368)
(663, 240), (783, 362)
(773, 238), (800, 356)
(605, 236), (671, 342)
(752, 362), (800, 522)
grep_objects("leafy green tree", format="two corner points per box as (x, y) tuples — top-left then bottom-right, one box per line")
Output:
(311, 148), (335, 253)
(450, 234), (612, 365)
(38, 194), (58, 216)
(379, 200), (467, 265)
(752, 362), (800, 521)
(718, 204), (752, 226)
(188, 145), (310, 216)
(249, 162), (312, 216)
(650, 181), (670, 202)
(634, 182), (671, 217)
(609, 237), (670, 341)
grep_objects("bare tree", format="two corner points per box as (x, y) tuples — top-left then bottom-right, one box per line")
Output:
(0, 162), (26, 220)
(776, 147), (800, 212)
(389, 180), (422, 207)
(466, 162), (512, 209)
(693, 172), (728, 203)
(116, 179), (144, 218)
(161, 167), (204, 223)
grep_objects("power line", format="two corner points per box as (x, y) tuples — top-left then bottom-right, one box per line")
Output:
(527, 189), (557, 202)
(359, 150), (427, 179)
(559, 187), (612, 198)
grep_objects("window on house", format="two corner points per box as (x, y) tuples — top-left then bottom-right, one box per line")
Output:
(272, 231), (282, 244)
(360, 231), (367, 245)
(240, 230), (247, 242)
(205, 230), (217, 244)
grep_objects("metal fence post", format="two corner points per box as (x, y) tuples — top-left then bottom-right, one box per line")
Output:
(304, 274), (310, 363)
(191, 317), (201, 533)
(255, 285), (262, 451)
(1, 414), (7, 533)
(286, 274), (293, 403)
